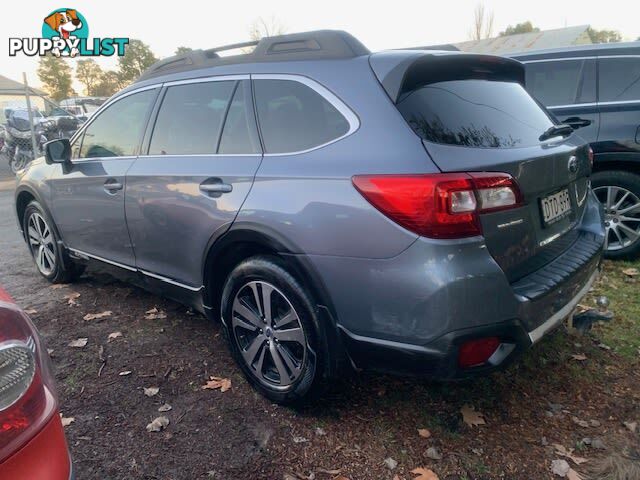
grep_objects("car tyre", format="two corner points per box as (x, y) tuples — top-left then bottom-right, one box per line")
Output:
(23, 201), (85, 283)
(592, 170), (640, 260)
(221, 255), (327, 404)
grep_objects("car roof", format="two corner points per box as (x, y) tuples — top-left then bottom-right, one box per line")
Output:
(508, 41), (640, 60)
(135, 30), (370, 83)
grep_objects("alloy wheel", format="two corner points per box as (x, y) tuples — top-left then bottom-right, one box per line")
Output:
(594, 185), (640, 252)
(231, 281), (307, 389)
(27, 212), (56, 276)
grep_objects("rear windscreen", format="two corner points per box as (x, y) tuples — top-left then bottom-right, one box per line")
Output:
(397, 80), (556, 148)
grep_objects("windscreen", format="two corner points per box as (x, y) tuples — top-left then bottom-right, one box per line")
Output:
(397, 80), (556, 148)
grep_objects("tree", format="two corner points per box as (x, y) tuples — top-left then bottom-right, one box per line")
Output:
(76, 59), (103, 96)
(174, 46), (192, 55)
(248, 16), (286, 41)
(117, 39), (158, 87)
(587, 27), (622, 43)
(37, 55), (73, 101)
(499, 21), (540, 36)
(469, 3), (494, 40)
(93, 71), (120, 97)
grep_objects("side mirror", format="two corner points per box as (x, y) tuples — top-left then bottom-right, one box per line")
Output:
(44, 138), (71, 164)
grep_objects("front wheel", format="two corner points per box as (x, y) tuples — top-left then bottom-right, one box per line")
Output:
(220, 255), (327, 404)
(592, 170), (640, 260)
(23, 201), (85, 283)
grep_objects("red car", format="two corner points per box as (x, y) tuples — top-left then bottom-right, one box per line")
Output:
(0, 287), (73, 479)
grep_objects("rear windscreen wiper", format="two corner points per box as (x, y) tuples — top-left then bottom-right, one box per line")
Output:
(539, 124), (574, 142)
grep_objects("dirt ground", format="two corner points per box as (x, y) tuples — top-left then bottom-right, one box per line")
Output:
(1, 162), (638, 480)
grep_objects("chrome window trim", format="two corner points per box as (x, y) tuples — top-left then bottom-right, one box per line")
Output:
(162, 74), (249, 87)
(67, 248), (204, 292)
(251, 73), (360, 156)
(547, 102), (597, 109)
(548, 100), (640, 109)
(520, 54), (640, 64)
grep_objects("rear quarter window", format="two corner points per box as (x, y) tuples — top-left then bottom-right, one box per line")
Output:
(397, 80), (555, 148)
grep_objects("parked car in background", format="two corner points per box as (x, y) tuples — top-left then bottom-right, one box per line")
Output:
(15, 31), (604, 403)
(0, 286), (73, 479)
(511, 42), (640, 259)
(59, 97), (107, 122)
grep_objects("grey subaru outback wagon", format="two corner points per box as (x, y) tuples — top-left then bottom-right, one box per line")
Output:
(15, 31), (605, 403)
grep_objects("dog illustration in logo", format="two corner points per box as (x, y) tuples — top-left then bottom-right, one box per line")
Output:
(44, 9), (82, 57)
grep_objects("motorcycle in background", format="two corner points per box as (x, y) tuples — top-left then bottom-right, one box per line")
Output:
(1, 109), (52, 174)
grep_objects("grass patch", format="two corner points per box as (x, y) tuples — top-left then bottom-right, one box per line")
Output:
(587, 259), (640, 359)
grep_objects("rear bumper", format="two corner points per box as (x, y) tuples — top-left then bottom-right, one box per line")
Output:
(308, 191), (604, 378)
(0, 413), (72, 480)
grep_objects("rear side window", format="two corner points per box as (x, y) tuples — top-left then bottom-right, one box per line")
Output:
(599, 57), (640, 102)
(254, 79), (349, 154)
(80, 89), (156, 158)
(524, 59), (596, 106)
(218, 83), (260, 154)
(397, 80), (555, 148)
(149, 81), (235, 155)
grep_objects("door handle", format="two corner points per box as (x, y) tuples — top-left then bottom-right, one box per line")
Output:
(562, 117), (592, 129)
(199, 181), (233, 197)
(104, 179), (123, 193)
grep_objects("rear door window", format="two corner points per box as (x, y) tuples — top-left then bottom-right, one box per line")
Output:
(599, 57), (640, 102)
(397, 80), (555, 148)
(149, 81), (235, 155)
(524, 59), (596, 106)
(253, 79), (350, 154)
(218, 82), (261, 154)
(79, 89), (157, 158)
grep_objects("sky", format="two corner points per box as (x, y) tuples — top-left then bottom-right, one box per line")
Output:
(2, 0), (639, 92)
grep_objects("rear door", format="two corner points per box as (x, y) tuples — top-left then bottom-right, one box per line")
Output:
(596, 56), (640, 158)
(523, 58), (600, 143)
(125, 77), (262, 288)
(49, 88), (158, 267)
(391, 57), (591, 281)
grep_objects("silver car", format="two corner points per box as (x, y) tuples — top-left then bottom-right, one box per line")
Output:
(15, 31), (605, 403)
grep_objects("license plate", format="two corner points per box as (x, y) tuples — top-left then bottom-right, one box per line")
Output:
(540, 189), (572, 226)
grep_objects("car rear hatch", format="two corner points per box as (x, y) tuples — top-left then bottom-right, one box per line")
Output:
(370, 51), (592, 282)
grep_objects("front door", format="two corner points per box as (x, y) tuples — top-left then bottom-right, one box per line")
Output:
(48, 88), (158, 267)
(125, 78), (262, 288)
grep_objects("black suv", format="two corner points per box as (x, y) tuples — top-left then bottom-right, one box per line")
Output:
(511, 42), (640, 258)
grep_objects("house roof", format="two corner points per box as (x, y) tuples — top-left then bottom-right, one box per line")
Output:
(0, 74), (47, 97)
(453, 25), (592, 55)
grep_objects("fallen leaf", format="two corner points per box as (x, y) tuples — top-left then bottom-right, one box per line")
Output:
(314, 427), (326, 436)
(146, 416), (169, 432)
(201, 376), (231, 392)
(107, 331), (123, 342)
(64, 292), (81, 306)
(411, 467), (439, 480)
(567, 468), (583, 480)
(68, 338), (88, 348)
(384, 457), (398, 470)
(50, 284), (66, 290)
(24, 308), (37, 315)
(461, 404), (486, 427)
(83, 310), (112, 321)
(119, 370), (132, 376)
(158, 403), (172, 412)
(552, 459), (570, 477)
(426, 446), (442, 460)
(60, 415), (75, 427)
(622, 267), (639, 277)
(571, 354), (587, 361)
(316, 468), (341, 475)
(418, 428), (431, 438)
(144, 387), (159, 397)
(292, 436), (309, 444)
(623, 421), (637, 433)
(47, 348), (54, 356)
(553, 444), (588, 465)
(572, 416), (590, 428)
(145, 307), (167, 320)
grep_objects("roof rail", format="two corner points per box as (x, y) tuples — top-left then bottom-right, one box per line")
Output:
(136, 30), (370, 82)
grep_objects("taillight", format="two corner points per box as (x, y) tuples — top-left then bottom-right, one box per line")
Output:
(352, 172), (523, 239)
(458, 337), (500, 368)
(0, 299), (57, 463)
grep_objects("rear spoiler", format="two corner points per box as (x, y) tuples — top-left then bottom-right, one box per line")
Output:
(369, 51), (525, 103)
